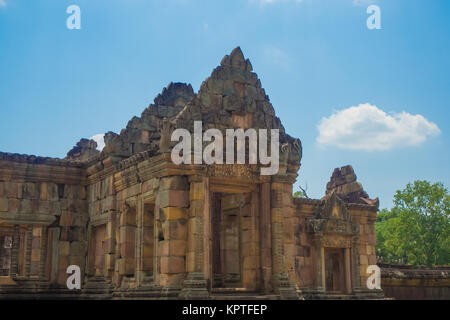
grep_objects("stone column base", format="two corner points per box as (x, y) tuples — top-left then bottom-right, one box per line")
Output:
(178, 272), (210, 300)
(271, 273), (299, 300)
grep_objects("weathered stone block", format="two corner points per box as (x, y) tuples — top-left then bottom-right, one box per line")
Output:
(243, 256), (257, 270)
(59, 241), (70, 256)
(120, 211), (137, 226)
(58, 255), (69, 271)
(6, 198), (18, 213)
(189, 200), (203, 218)
(104, 254), (115, 270)
(69, 255), (85, 268)
(158, 190), (189, 208)
(271, 208), (283, 223)
(4, 182), (18, 198)
(70, 241), (85, 256)
(271, 190), (283, 208)
(142, 258), (153, 271)
(284, 243), (298, 257)
(60, 211), (73, 227)
(0, 198), (8, 212)
(118, 258), (135, 275)
(119, 226), (136, 243)
(160, 207), (187, 221)
(241, 229), (253, 244)
(242, 242), (258, 257)
(39, 182), (48, 201)
(221, 194), (240, 210)
(18, 183), (38, 199)
(158, 273), (185, 287)
(241, 216), (253, 230)
(162, 219), (188, 240)
(243, 269), (257, 289)
(31, 249), (40, 262)
(160, 256), (185, 274)
(189, 182), (204, 201)
(187, 233), (203, 253)
(120, 242), (135, 258)
(143, 227), (154, 243)
(160, 176), (188, 191)
(18, 199), (31, 213)
(188, 217), (203, 236)
(142, 208), (154, 226)
(142, 243), (153, 258)
(360, 254), (368, 265)
(159, 240), (186, 257)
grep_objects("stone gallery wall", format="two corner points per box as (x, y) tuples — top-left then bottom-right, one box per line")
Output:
(380, 263), (450, 300)
(0, 153), (87, 286)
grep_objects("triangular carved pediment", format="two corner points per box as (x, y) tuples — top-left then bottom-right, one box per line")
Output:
(316, 192), (351, 222)
(306, 192), (358, 235)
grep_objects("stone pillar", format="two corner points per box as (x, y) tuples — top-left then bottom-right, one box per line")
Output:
(48, 228), (60, 285)
(104, 211), (117, 279)
(118, 204), (137, 281)
(211, 192), (223, 288)
(39, 227), (48, 279)
(137, 201), (155, 285)
(313, 235), (325, 293)
(345, 247), (352, 294)
(135, 195), (144, 285)
(270, 181), (298, 299)
(259, 183), (272, 294)
(156, 175), (189, 297)
(85, 224), (95, 277)
(351, 236), (362, 292)
(25, 225), (32, 277)
(179, 175), (209, 299)
(241, 191), (259, 291)
(10, 224), (20, 277)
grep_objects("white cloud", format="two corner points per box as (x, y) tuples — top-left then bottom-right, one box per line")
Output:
(90, 134), (105, 151)
(250, 0), (303, 5)
(352, 0), (377, 6)
(263, 46), (292, 70)
(0, 0), (6, 8)
(317, 103), (441, 151)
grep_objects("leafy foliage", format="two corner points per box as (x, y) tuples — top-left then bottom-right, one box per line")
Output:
(376, 181), (450, 266)
(293, 190), (307, 198)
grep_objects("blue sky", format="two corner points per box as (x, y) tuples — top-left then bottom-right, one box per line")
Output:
(0, 0), (449, 208)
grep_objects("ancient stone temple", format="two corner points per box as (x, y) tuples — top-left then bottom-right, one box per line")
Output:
(0, 47), (383, 299)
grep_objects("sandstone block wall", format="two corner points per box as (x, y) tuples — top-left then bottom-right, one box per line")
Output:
(380, 263), (450, 300)
(0, 154), (87, 286)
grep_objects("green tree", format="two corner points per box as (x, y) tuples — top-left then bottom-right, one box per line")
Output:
(293, 183), (309, 199)
(376, 181), (450, 267)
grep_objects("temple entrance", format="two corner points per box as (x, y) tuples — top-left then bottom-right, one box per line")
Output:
(141, 202), (154, 278)
(211, 192), (245, 288)
(324, 248), (346, 293)
(209, 187), (260, 293)
(93, 225), (106, 276)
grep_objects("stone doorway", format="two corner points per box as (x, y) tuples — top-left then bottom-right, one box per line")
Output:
(93, 225), (106, 276)
(324, 248), (346, 293)
(140, 202), (155, 282)
(211, 192), (246, 288)
(207, 178), (260, 294)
